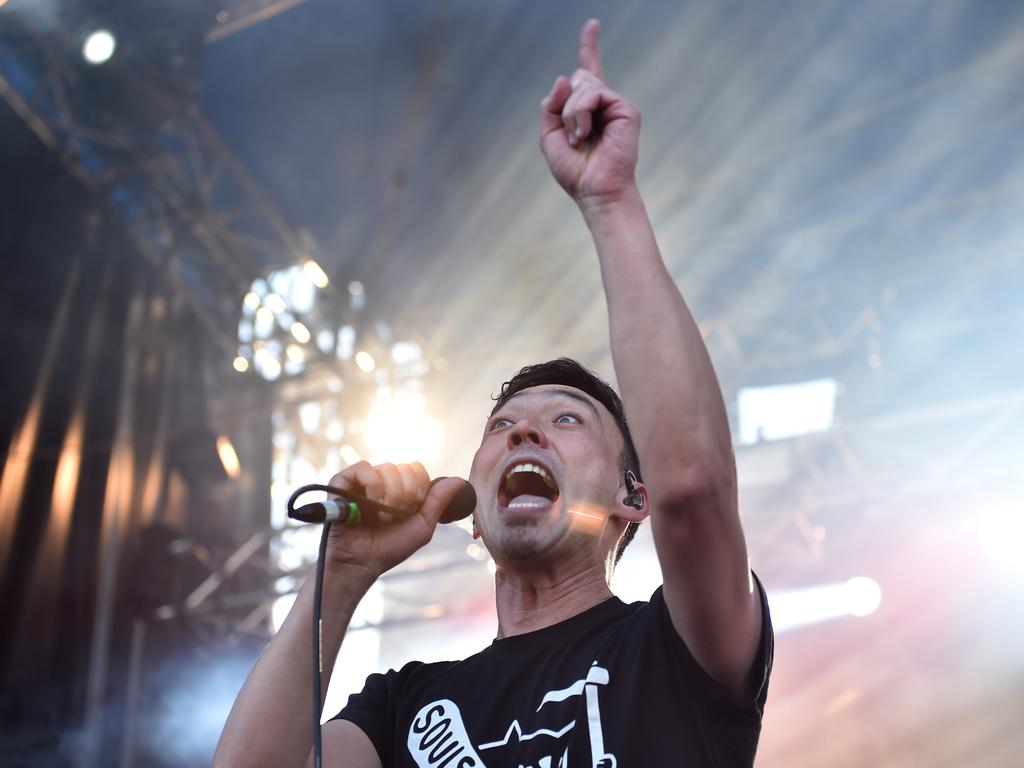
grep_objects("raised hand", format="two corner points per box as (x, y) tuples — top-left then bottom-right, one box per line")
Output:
(322, 461), (465, 578)
(540, 19), (642, 209)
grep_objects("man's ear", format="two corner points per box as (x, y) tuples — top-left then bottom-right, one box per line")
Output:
(472, 515), (480, 540)
(614, 479), (649, 523)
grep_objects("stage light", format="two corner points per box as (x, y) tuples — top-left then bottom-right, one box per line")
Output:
(303, 259), (329, 288)
(355, 350), (376, 373)
(298, 402), (321, 434)
(316, 329), (335, 354)
(845, 576), (883, 617)
(349, 281), (365, 312)
(264, 293), (286, 314)
(254, 348), (282, 380)
(254, 306), (274, 337)
(232, 356), (249, 373)
(391, 341), (423, 365)
(243, 291), (260, 311)
(290, 321), (311, 344)
(769, 576), (882, 632)
(337, 325), (355, 359)
(216, 436), (241, 479)
(738, 378), (838, 445)
(365, 388), (442, 466)
(82, 29), (116, 64)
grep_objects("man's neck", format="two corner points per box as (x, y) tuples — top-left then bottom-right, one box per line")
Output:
(493, 564), (614, 639)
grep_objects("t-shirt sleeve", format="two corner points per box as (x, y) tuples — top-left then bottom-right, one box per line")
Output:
(331, 669), (399, 766)
(649, 569), (774, 715)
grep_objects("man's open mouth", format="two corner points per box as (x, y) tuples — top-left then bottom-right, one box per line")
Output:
(497, 460), (560, 511)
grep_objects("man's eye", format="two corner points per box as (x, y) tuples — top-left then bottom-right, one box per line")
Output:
(489, 418), (512, 431)
(555, 413), (581, 425)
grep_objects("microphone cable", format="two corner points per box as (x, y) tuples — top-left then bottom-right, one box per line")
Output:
(286, 479), (475, 767)
(286, 483), (409, 768)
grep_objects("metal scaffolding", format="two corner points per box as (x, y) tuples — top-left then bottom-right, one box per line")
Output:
(0, 3), (312, 355)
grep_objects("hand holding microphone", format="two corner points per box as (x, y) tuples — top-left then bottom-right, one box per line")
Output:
(290, 460), (476, 577)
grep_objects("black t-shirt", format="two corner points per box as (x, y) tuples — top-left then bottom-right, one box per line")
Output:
(334, 578), (772, 767)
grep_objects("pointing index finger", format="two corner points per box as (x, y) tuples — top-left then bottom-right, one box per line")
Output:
(577, 18), (604, 81)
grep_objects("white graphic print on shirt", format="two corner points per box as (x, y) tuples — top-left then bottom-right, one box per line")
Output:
(406, 661), (617, 768)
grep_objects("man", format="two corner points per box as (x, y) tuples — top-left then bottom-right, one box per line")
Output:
(216, 19), (771, 768)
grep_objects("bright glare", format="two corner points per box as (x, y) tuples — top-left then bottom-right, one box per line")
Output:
(243, 291), (261, 310)
(303, 260), (330, 288)
(298, 402), (321, 434)
(216, 436), (241, 479)
(845, 576), (883, 617)
(355, 350), (376, 373)
(82, 30), (116, 64)
(769, 577), (882, 632)
(977, 506), (1024, 571)
(738, 378), (838, 445)
(365, 388), (442, 466)
(232, 356), (249, 373)
(391, 341), (423, 365)
(290, 321), (311, 344)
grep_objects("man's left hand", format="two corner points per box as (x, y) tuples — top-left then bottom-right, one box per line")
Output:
(540, 19), (642, 210)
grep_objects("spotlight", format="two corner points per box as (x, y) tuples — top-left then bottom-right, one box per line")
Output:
(303, 260), (329, 288)
(232, 356), (249, 373)
(844, 577), (883, 617)
(365, 388), (442, 465)
(769, 576), (882, 632)
(82, 30), (116, 65)
(264, 293), (287, 314)
(215, 436), (241, 479)
(355, 350), (376, 373)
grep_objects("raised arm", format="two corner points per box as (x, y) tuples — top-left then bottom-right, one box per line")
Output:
(539, 19), (762, 698)
(214, 463), (465, 767)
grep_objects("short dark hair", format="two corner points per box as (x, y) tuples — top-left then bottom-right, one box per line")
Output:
(491, 358), (642, 565)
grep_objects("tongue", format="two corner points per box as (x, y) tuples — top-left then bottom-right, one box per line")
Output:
(507, 494), (553, 509)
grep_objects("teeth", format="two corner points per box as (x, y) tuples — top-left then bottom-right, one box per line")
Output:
(504, 462), (556, 491)
(508, 500), (549, 509)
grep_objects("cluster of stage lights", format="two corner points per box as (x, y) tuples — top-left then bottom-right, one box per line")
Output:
(232, 259), (377, 381)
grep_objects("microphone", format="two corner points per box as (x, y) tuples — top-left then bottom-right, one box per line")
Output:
(289, 477), (477, 526)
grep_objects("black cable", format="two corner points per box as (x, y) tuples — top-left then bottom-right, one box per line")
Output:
(312, 520), (331, 768)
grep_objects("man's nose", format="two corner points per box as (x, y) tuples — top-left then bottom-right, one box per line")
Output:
(507, 419), (548, 449)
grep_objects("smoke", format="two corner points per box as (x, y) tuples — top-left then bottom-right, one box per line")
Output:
(133, 652), (254, 766)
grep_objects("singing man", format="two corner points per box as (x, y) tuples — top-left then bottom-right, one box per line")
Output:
(216, 19), (772, 767)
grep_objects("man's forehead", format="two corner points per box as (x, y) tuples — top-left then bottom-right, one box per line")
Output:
(495, 384), (607, 417)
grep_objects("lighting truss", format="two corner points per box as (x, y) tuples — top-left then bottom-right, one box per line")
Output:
(0, 5), (309, 355)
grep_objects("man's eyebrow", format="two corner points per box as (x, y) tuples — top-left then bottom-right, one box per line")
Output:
(500, 389), (601, 419)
